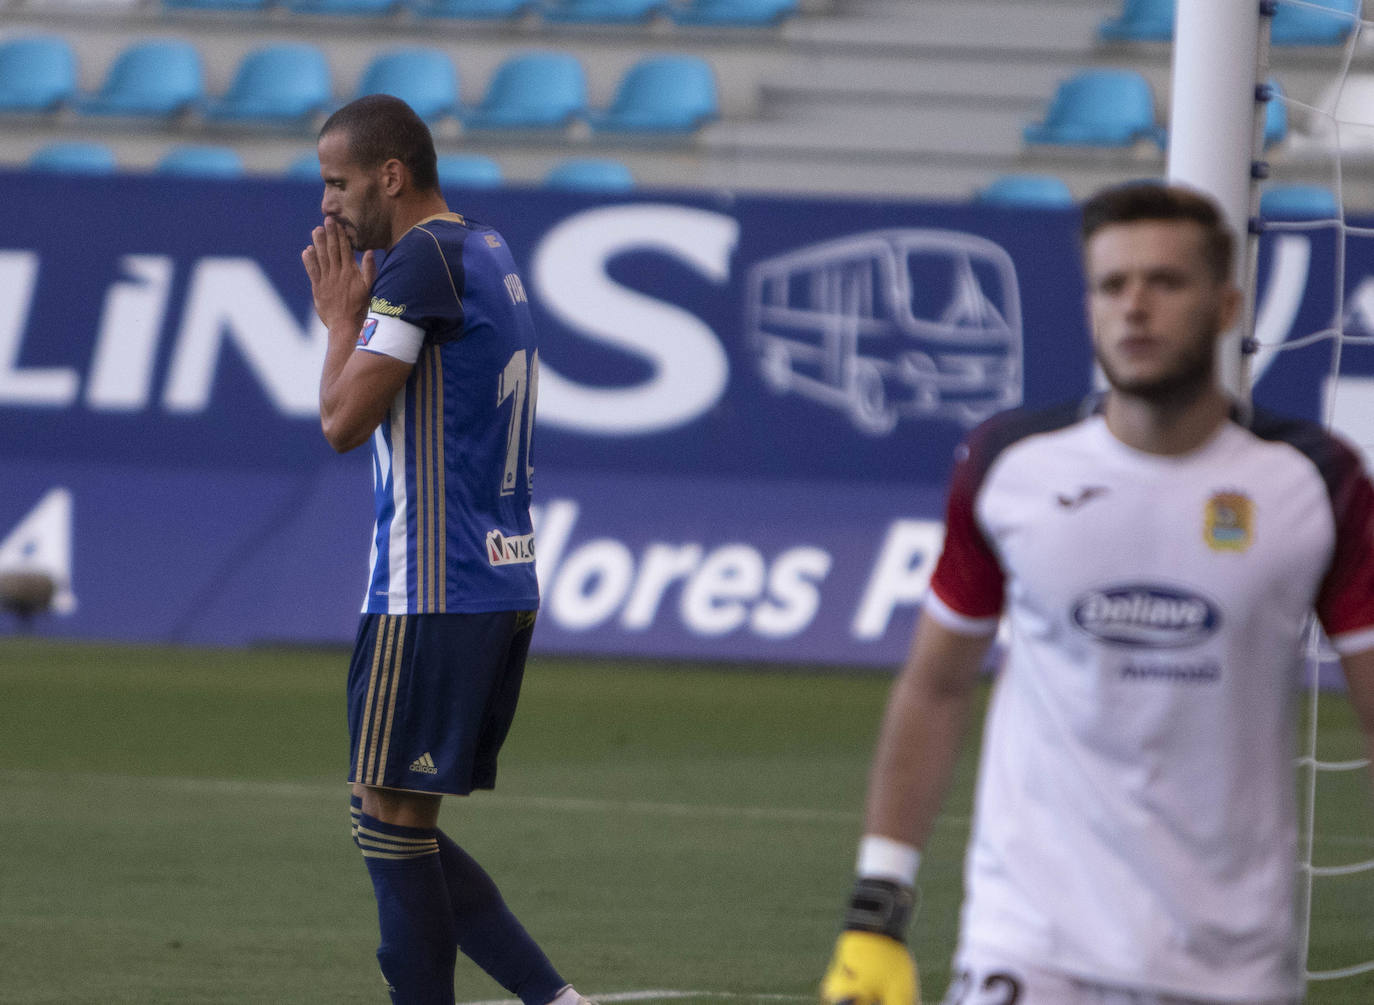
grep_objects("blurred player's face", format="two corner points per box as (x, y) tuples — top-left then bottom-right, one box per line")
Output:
(1085, 220), (1239, 404)
(316, 129), (391, 252)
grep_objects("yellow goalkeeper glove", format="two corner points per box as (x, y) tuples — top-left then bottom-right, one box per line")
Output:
(820, 930), (919, 1005)
(820, 877), (920, 1005)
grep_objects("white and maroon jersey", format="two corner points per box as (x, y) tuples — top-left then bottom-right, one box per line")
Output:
(926, 397), (1374, 1000)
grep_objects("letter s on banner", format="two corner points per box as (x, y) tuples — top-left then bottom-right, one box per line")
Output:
(531, 205), (739, 435)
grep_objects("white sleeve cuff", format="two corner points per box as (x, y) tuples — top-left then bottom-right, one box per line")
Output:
(358, 313), (424, 364)
(856, 834), (921, 885)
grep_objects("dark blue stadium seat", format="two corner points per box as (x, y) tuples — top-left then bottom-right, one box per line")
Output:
(1023, 69), (1162, 147)
(204, 44), (333, 126)
(0, 36), (78, 113)
(590, 55), (719, 133)
(79, 40), (204, 119)
(462, 52), (586, 130)
(353, 48), (460, 123)
(544, 158), (634, 191)
(28, 141), (119, 174)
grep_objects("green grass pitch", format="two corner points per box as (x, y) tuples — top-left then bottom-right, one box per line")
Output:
(1, 638), (1371, 1003)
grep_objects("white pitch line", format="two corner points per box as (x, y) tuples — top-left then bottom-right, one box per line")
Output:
(459, 992), (812, 1005)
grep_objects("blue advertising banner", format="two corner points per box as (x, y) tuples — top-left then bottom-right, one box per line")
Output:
(2, 171), (1371, 667)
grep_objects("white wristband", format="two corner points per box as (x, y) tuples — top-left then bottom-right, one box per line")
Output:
(856, 834), (921, 886)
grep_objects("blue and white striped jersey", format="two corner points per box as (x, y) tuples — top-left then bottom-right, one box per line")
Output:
(356, 212), (539, 614)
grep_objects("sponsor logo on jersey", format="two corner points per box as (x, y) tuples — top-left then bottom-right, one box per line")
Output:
(358, 318), (378, 346)
(485, 234), (502, 248)
(369, 297), (407, 317)
(1071, 584), (1221, 647)
(1204, 491), (1253, 552)
(487, 529), (536, 566)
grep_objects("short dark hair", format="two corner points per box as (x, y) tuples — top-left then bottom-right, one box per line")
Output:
(318, 94), (439, 193)
(1080, 182), (1234, 282)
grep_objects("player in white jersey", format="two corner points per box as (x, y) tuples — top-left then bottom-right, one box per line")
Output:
(820, 183), (1374, 1005)
(302, 95), (593, 1005)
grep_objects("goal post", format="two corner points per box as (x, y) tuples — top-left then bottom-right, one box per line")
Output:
(1166, 0), (1267, 399)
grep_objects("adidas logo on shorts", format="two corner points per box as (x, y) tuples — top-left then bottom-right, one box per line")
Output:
(409, 752), (438, 775)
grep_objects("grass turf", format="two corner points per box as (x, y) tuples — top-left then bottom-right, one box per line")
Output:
(0, 638), (1370, 1003)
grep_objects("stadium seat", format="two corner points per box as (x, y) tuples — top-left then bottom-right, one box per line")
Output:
(353, 48), (459, 123)
(163, 0), (271, 11)
(78, 40), (204, 119)
(28, 141), (119, 174)
(462, 52), (586, 130)
(287, 0), (401, 15)
(436, 154), (503, 188)
(544, 157), (634, 191)
(1098, 0), (1174, 42)
(1269, 0), (1359, 46)
(285, 151), (323, 178)
(670, 0), (796, 25)
(1261, 78), (1288, 150)
(204, 44), (333, 126)
(1023, 69), (1162, 147)
(1260, 184), (1340, 220)
(975, 174), (1074, 208)
(590, 55), (719, 133)
(409, 0), (533, 17)
(0, 36), (78, 113)
(157, 145), (246, 177)
(541, 0), (666, 23)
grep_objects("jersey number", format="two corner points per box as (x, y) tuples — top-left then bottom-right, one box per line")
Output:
(498, 348), (538, 497)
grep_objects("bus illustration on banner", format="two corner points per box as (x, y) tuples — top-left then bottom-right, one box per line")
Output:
(745, 229), (1024, 435)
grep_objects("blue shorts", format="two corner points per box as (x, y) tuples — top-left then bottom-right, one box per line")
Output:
(347, 610), (537, 797)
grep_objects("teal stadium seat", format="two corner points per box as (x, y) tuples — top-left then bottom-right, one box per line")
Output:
(1023, 69), (1162, 147)
(163, 0), (271, 11)
(157, 145), (246, 177)
(1270, 0), (1360, 46)
(1261, 78), (1288, 149)
(287, 0), (402, 15)
(1259, 184), (1340, 220)
(409, 0), (534, 17)
(436, 154), (503, 188)
(286, 151), (323, 178)
(28, 141), (118, 173)
(79, 40), (204, 119)
(1098, 0), (1174, 42)
(591, 55), (719, 133)
(0, 36), (78, 113)
(541, 0), (666, 23)
(671, 0), (796, 26)
(463, 52), (586, 130)
(544, 158), (634, 191)
(975, 174), (1074, 208)
(204, 44), (332, 125)
(353, 48), (460, 123)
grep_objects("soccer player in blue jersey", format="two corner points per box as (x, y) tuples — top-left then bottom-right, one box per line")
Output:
(301, 93), (593, 1005)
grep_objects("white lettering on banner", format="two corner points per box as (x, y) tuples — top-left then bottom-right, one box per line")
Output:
(0, 486), (77, 614)
(163, 258), (326, 415)
(530, 497), (834, 640)
(0, 252), (79, 407)
(851, 519), (946, 640)
(531, 205), (739, 435)
(86, 256), (175, 411)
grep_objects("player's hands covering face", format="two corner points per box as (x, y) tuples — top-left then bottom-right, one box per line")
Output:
(302, 216), (377, 335)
